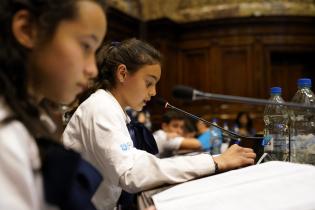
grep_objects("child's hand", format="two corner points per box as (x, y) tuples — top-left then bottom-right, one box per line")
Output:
(213, 144), (256, 172)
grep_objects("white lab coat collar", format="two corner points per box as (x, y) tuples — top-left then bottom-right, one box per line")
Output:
(105, 90), (131, 124)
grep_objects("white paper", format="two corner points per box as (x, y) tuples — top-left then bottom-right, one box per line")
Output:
(152, 161), (315, 210)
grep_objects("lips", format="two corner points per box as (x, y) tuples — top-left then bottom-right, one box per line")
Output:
(142, 98), (151, 106)
(77, 83), (88, 93)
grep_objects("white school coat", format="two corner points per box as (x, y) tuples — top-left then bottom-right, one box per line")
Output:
(62, 89), (215, 210)
(0, 98), (45, 210)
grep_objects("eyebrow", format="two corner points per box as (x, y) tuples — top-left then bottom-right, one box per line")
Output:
(90, 34), (99, 43)
(83, 34), (99, 44)
(147, 75), (158, 81)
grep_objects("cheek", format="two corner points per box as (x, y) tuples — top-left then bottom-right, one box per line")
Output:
(168, 125), (176, 133)
(55, 49), (82, 78)
(48, 44), (83, 83)
(125, 78), (146, 100)
(35, 46), (83, 102)
(41, 58), (77, 90)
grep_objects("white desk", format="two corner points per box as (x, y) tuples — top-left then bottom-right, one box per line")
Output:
(139, 161), (315, 210)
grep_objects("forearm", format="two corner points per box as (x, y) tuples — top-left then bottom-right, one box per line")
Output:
(119, 152), (215, 193)
(179, 138), (202, 150)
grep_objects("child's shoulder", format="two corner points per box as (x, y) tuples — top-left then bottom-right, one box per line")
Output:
(77, 89), (124, 121)
(0, 97), (37, 163)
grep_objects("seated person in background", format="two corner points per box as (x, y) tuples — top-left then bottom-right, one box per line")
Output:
(235, 111), (256, 137)
(182, 119), (197, 138)
(126, 109), (152, 131)
(136, 110), (152, 131)
(196, 116), (222, 155)
(153, 111), (202, 157)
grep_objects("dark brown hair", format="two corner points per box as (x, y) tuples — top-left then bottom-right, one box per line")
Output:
(0, 0), (107, 138)
(96, 38), (162, 90)
(236, 111), (253, 132)
(162, 111), (185, 124)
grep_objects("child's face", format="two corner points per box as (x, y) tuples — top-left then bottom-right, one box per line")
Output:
(162, 120), (185, 136)
(137, 112), (146, 124)
(121, 64), (161, 111)
(240, 114), (248, 126)
(28, 1), (106, 104)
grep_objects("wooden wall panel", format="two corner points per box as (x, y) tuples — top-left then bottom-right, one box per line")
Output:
(266, 49), (315, 100)
(252, 40), (265, 98)
(180, 49), (209, 90)
(220, 47), (251, 96)
(107, 11), (315, 132)
(105, 7), (141, 41)
(156, 41), (180, 101)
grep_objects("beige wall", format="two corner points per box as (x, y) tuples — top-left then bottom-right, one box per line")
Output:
(108, 0), (315, 22)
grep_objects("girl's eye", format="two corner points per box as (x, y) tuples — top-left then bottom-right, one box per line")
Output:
(81, 42), (91, 52)
(146, 81), (153, 87)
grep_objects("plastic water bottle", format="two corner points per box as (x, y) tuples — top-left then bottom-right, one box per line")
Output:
(233, 123), (240, 134)
(223, 122), (229, 131)
(263, 87), (289, 161)
(210, 118), (222, 155)
(221, 122), (230, 153)
(290, 78), (315, 164)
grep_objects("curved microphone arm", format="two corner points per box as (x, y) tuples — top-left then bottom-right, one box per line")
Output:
(165, 102), (267, 142)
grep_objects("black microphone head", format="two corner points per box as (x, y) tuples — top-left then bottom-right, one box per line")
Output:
(172, 85), (194, 101)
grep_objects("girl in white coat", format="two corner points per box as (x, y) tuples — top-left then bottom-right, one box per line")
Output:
(0, 0), (107, 209)
(62, 38), (256, 210)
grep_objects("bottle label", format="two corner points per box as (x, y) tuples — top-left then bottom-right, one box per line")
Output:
(264, 136), (274, 151)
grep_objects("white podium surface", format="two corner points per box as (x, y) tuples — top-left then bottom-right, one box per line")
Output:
(152, 161), (315, 210)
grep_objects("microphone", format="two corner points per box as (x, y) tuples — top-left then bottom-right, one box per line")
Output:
(172, 85), (315, 110)
(153, 97), (271, 144)
(172, 85), (203, 101)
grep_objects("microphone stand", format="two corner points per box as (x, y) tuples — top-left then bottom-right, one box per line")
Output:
(193, 90), (315, 110)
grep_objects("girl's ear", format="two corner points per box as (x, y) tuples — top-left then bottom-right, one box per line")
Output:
(12, 10), (38, 49)
(116, 64), (128, 83)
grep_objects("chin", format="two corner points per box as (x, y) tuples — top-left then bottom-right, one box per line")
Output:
(50, 95), (76, 105)
(63, 96), (77, 105)
(132, 105), (143, 112)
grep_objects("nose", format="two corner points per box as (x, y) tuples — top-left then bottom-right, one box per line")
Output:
(84, 55), (98, 79)
(149, 85), (157, 96)
(176, 127), (183, 135)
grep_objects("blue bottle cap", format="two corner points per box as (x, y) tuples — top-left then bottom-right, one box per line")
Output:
(298, 78), (312, 88)
(271, 87), (281, 94)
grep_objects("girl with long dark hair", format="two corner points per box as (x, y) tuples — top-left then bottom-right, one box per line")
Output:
(0, 0), (107, 209)
(63, 38), (257, 210)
